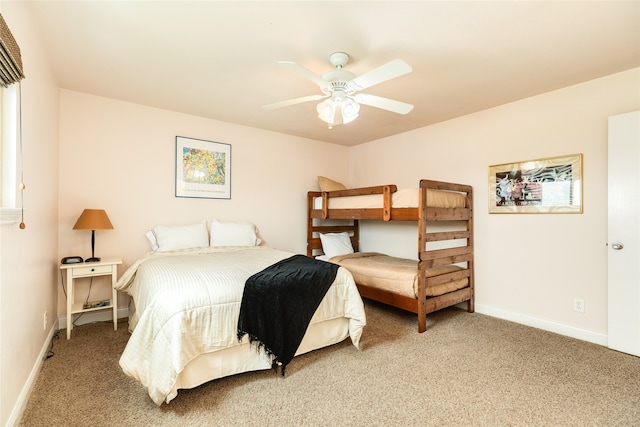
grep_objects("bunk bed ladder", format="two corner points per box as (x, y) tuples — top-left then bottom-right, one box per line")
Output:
(417, 180), (475, 333)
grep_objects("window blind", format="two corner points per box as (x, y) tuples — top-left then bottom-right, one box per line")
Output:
(0, 14), (24, 87)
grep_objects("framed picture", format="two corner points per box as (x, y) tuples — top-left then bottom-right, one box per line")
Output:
(175, 136), (231, 199)
(489, 153), (582, 214)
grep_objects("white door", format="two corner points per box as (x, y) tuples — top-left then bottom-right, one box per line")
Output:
(608, 111), (640, 357)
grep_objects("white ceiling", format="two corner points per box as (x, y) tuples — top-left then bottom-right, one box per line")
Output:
(25, 1), (640, 146)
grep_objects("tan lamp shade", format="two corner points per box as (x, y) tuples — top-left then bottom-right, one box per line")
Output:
(73, 209), (114, 230)
(73, 209), (113, 262)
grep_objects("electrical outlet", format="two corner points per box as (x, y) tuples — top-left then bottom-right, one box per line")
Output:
(573, 298), (585, 313)
(43, 311), (47, 330)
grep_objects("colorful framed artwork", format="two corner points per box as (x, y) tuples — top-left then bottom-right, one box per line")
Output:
(489, 153), (582, 214)
(175, 136), (231, 199)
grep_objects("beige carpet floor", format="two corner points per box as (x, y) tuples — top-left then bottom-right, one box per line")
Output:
(18, 301), (640, 426)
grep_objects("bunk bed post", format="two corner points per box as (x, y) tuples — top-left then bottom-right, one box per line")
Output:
(417, 181), (428, 333)
(307, 192), (314, 257)
(466, 188), (475, 313)
(352, 219), (360, 252)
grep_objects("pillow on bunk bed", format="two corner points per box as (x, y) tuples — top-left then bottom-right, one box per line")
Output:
(319, 232), (354, 259)
(146, 221), (209, 252)
(317, 176), (347, 192)
(209, 219), (262, 246)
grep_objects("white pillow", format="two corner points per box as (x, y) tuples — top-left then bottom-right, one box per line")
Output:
(319, 232), (354, 259)
(145, 230), (160, 252)
(210, 219), (262, 247)
(147, 221), (209, 252)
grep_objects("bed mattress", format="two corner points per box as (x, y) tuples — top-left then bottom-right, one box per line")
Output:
(115, 246), (366, 405)
(313, 188), (466, 210)
(329, 252), (468, 299)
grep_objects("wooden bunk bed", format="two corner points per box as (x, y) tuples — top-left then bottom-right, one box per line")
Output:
(307, 179), (474, 333)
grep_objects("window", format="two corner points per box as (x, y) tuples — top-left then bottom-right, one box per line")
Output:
(0, 82), (21, 224)
(0, 13), (25, 225)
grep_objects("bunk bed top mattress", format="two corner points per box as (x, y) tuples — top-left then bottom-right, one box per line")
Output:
(313, 188), (466, 210)
(329, 252), (468, 299)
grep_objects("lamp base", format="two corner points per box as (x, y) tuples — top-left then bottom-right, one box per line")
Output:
(85, 257), (101, 263)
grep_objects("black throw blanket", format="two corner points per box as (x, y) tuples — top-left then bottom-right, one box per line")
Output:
(237, 254), (339, 375)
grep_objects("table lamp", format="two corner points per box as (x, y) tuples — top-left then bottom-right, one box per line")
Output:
(72, 209), (114, 262)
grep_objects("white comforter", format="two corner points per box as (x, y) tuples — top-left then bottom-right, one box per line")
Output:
(115, 246), (366, 405)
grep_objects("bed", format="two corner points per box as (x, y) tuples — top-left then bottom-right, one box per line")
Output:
(307, 178), (474, 332)
(115, 245), (366, 405)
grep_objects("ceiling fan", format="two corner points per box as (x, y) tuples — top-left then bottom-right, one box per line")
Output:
(263, 52), (414, 129)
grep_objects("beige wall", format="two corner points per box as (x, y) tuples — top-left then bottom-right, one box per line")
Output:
(349, 68), (640, 342)
(57, 90), (350, 318)
(0, 4), (59, 427)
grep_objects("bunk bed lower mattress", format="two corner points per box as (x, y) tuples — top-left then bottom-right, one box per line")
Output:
(329, 252), (468, 299)
(313, 188), (466, 210)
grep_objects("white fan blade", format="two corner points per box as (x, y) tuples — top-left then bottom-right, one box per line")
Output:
(350, 59), (412, 90)
(278, 61), (329, 89)
(356, 94), (414, 115)
(262, 94), (326, 110)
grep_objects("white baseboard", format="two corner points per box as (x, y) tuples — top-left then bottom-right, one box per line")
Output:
(475, 304), (608, 346)
(57, 307), (130, 331)
(6, 321), (58, 427)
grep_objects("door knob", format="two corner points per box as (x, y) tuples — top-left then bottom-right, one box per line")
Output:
(611, 241), (624, 250)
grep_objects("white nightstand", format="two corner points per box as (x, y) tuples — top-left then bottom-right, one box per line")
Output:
(60, 257), (122, 339)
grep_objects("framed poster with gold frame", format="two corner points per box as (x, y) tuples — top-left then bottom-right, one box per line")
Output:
(488, 153), (582, 214)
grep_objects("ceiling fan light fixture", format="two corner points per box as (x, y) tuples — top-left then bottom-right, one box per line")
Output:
(341, 97), (360, 124)
(317, 97), (360, 128)
(317, 98), (336, 124)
